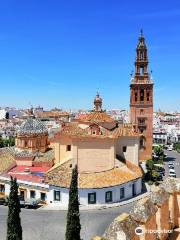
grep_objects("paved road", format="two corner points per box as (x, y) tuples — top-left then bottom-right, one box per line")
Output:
(164, 150), (180, 178)
(1, 150), (179, 240)
(0, 201), (135, 240)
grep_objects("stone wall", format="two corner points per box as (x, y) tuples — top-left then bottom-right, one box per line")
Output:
(92, 178), (180, 240)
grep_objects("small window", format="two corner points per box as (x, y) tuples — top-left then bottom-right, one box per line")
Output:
(147, 92), (150, 101)
(30, 190), (36, 199)
(88, 192), (96, 204)
(66, 145), (71, 151)
(140, 109), (144, 115)
(140, 137), (145, 149)
(123, 146), (127, 153)
(105, 191), (112, 203)
(140, 89), (144, 101)
(135, 92), (138, 102)
(120, 187), (125, 199)
(40, 192), (46, 201)
(54, 190), (60, 201)
(0, 184), (5, 193)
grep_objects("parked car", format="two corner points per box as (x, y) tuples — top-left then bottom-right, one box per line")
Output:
(167, 146), (173, 151)
(169, 172), (176, 178)
(169, 165), (174, 169)
(169, 169), (175, 174)
(168, 162), (174, 167)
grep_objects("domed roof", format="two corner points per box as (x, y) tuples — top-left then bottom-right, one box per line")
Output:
(17, 118), (48, 135)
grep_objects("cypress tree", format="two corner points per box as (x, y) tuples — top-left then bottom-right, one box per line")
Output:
(7, 177), (22, 240)
(65, 165), (81, 240)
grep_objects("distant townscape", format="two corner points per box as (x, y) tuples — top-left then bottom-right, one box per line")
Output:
(0, 32), (180, 240)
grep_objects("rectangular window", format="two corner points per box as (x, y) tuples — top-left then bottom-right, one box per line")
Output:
(30, 190), (36, 199)
(132, 183), (136, 196)
(66, 145), (71, 151)
(0, 184), (5, 193)
(123, 146), (127, 153)
(140, 89), (144, 101)
(147, 92), (150, 101)
(105, 191), (112, 203)
(88, 192), (96, 204)
(120, 187), (125, 199)
(54, 190), (60, 201)
(40, 192), (46, 201)
(135, 92), (138, 102)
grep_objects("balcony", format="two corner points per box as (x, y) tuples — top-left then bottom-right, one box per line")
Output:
(130, 78), (153, 84)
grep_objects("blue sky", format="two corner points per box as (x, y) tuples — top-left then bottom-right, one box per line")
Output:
(0, 0), (180, 111)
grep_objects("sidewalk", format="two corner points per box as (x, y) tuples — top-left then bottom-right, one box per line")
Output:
(39, 191), (150, 211)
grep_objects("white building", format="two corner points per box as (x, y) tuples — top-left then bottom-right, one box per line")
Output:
(0, 109), (7, 120)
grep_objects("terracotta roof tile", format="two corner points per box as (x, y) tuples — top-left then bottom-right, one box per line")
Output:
(51, 122), (139, 141)
(0, 151), (16, 174)
(36, 111), (69, 118)
(77, 111), (115, 123)
(45, 160), (142, 189)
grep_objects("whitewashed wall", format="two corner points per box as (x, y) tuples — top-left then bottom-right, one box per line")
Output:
(47, 178), (142, 206)
(1, 177), (142, 207)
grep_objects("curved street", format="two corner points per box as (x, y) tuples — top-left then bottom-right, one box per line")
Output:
(0, 201), (134, 240)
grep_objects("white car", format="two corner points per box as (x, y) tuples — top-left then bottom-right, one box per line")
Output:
(168, 162), (174, 166)
(169, 169), (175, 174)
(167, 146), (173, 151)
(169, 172), (176, 178)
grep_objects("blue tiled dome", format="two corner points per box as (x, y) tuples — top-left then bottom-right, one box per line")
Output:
(17, 118), (48, 135)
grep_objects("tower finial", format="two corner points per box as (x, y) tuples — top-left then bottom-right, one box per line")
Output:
(94, 92), (102, 112)
(140, 29), (143, 37)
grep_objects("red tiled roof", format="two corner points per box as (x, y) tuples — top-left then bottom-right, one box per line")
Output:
(46, 160), (143, 189)
(8, 166), (50, 173)
(36, 111), (69, 118)
(77, 111), (115, 123)
(6, 173), (43, 184)
(51, 122), (139, 142)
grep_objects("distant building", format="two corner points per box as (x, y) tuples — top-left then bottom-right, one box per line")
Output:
(0, 109), (7, 120)
(153, 131), (168, 145)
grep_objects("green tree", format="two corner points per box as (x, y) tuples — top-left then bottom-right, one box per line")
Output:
(7, 177), (22, 240)
(65, 165), (81, 240)
(154, 145), (164, 159)
(145, 159), (161, 183)
(9, 137), (15, 147)
(0, 136), (4, 148)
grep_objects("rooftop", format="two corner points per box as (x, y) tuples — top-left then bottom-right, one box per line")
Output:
(45, 160), (142, 189)
(17, 118), (48, 135)
(51, 122), (138, 141)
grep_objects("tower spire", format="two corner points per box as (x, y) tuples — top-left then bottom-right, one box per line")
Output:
(93, 92), (102, 112)
(133, 30), (151, 83)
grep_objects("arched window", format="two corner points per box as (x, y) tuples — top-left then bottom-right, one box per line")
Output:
(140, 89), (144, 101)
(140, 136), (145, 149)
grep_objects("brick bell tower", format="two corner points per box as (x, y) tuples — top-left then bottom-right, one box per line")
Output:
(130, 30), (153, 161)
